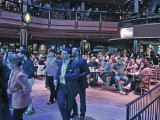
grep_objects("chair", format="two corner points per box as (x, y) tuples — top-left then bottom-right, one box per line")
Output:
(135, 74), (152, 95)
(151, 68), (160, 84)
(151, 69), (157, 84)
(156, 68), (160, 82)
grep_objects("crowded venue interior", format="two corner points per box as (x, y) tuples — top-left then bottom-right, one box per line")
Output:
(0, 0), (160, 120)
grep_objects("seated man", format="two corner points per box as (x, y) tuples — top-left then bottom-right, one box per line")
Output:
(112, 58), (130, 94)
(99, 59), (112, 85)
(88, 56), (99, 84)
(88, 56), (99, 69)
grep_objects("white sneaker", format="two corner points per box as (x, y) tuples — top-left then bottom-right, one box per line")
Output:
(123, 83), (131, 89)
(120, 90), (123, 94)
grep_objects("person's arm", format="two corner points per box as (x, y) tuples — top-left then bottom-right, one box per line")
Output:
(17, 74), (31, 96)
(151, 60), (154, 66)
(54, 62), (61, 86)
(112, 64), (118, 75)
(65, 62), (80, 81)
(79, 59), (90, 78)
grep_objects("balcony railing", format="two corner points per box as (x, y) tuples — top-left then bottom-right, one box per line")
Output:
(119, 14), (160, 27)
(0, 1), (133, 22)
(126, 84), (160, 120)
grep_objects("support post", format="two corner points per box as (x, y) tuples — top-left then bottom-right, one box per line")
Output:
(20, 0), (28, 48)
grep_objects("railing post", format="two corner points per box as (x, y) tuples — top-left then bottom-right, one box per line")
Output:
(48, 9), (51, 26)
(126, 106), (129, 120)
(100, 12), (102, 22)
(99, 12), (102, 32)
(76, 11), (78, 21)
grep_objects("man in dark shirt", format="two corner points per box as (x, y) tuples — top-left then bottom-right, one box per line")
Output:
(71, 47), (90, 120)
(88, 56), (99, 69)
(112, 58), (130, 94)
(88, 56), (99, 85)
(152, 54), (159, 66)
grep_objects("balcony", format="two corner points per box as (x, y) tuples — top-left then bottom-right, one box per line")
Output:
(0, 10), (118, 40)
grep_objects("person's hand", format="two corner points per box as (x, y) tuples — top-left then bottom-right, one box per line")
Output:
(115, 71), (118, 75)
(7, 89), (11, 94)
(54, 80), (58, 87)
(60, 75), (65, 79)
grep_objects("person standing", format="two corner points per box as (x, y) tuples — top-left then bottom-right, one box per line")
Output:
(0, 60), (12, 120)
(45, 48), (58, 105)
(18, 45), (26, 58)
(1, 47), (7, 65)
(7, 54), (31, 120)
(22, 50), (35, 115)
(71, 47), (90, 120)
(54, 48), (80, 120)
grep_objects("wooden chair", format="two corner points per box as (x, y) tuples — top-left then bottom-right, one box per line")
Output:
(151, 69), (157, 84)
(135, 74), (152, 95)
(151, 68), (160, 84)
(156, 68), (160, 82)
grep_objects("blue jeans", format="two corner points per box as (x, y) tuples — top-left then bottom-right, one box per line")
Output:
(115, 75), (130, 91)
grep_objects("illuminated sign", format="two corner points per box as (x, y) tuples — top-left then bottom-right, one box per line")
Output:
(22, 12), (32, 23)
(120, 27), (133, 38)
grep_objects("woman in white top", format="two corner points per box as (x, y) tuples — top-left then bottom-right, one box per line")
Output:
(45, 48), (58, 105)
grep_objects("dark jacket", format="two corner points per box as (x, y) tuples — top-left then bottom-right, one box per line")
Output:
(76, 57), (90, 89)
(0, 60), (8, 88)
(0, 64), (12, 120)
(23, 59), (34, 79)
(55, 59), (80, 96)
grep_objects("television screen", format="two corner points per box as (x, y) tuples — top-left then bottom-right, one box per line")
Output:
(120, 27), (133, 38)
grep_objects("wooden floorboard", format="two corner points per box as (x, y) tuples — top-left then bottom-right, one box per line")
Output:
(22, 78), (158, 120)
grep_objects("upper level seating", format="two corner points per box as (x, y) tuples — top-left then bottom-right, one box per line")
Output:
(0, 0), (133, 22)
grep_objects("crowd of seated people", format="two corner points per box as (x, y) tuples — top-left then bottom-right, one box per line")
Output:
(82, 51), (159, 95)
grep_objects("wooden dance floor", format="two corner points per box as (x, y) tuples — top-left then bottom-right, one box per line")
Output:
(23, 78), (140, 120)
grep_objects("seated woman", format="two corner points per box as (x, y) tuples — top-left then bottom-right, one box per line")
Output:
(99, 59), (112, 85)
(131, 58), (152, 93)
(127, 59), (139, 85)
(127, 58), (138, 73)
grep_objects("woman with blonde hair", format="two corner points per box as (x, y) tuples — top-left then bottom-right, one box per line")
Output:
(7, 54), (31, 120)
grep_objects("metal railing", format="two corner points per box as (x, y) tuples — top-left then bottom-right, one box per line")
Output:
(2, 1), (160, 27)
(126, 84), (160, 120)
(0, 1), (132, 22)
(119, 14), (160, 27)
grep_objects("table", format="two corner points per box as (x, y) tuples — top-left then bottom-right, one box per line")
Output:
(89, 70), (107, 86)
